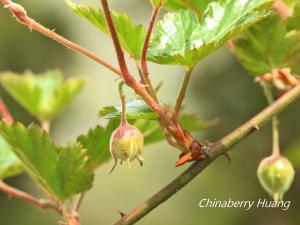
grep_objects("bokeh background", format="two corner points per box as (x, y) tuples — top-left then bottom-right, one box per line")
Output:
(0, 0), (299, 225)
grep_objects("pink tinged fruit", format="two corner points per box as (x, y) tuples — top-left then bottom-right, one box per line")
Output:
(109, 123), (145, 173)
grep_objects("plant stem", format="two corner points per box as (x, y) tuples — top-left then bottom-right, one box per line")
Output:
(1, 0), (122, 76)
(99, 0), (188, 147)
(66, 193), (85, 225)
(72, 193), (85, 213)
(0, 98), (13, 125)
(118, 81), (127, 125)
(173, 67), (193, 120)
(1, 1), (162, 128)
(114, 83), (300, 225)
(0, 180), (61, 213)
(261, 82), (281, 156)
(1, 0), (208, 159)
(135, 61), (147, 85)
(99, 0), (163, 123)
(140, 2), (162, 101)
(100, 0), (130, 79)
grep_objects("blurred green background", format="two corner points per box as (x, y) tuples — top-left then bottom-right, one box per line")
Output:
(0, 0), (299, 225)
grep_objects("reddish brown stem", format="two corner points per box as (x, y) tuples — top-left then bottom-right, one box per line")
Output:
(0, 98), (13, 125)
(114, 82), (300, 225)
(140, 3), (162, 101)
(100, 0), (130, 79)
(1, 0), (122, 76)
(1, 0), (201, 159)
(0, 181), (61, 213)
(173, 67), (193, 121)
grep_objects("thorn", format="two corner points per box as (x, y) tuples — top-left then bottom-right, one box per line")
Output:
(252, 124), (260, 130)
(28, 21), (33, 32)
(140, 84), (149, 88)
(223, 152), (232, 164)
(117, 210), (126, 218)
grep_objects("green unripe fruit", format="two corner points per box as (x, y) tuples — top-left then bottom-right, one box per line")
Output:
(257, 154), (295, 201)
(109, 123), (145, 173)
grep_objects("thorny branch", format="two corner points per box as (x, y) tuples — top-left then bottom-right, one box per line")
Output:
(115, 83), (300, 225)
(3, 1), (299, 225)
(0, 181), (61, 213)
(99, 0), (204, 161)
(1, 0), (122, 76)
(2, 0), (206, 165)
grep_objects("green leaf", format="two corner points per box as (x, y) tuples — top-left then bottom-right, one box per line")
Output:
(99, 99), (209, 144)
(67, 1), (147, 59)
(77, 119), (119, 169)
(78, 102), (209, 167)
(233, 13), (300, 76)
(287, 2), (300, 31)
(0, 122), (93, 202)
(0, 71), (85, 121)
(0, 136), (23, 180)
(148, 0), (272, 66)
(99, 99), (158, 120)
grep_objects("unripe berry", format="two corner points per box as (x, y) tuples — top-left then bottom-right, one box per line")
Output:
(257, 154), (295, 201)
(110, 123), (145, 173)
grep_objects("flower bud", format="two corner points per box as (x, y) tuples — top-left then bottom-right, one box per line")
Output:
(257, 154), (295, 201)
(109, 123), (144, 173)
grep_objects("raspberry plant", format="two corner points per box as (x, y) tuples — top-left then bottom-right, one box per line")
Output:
(0, 0), (299, 225)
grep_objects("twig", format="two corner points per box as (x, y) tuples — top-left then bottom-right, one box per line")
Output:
(261, 82), (281, 156)
(0, 98), (13, 125)
(135, 61), (147, 85)
(114, 83), (300, 225)
(72, 193), (85, 213)
(1, 0), (122, 76)
(118, 81), (127, 125)
(101, 0), (188, 149)
(173, 67), (193, 120)
(1, 0), (207, 160)
(0, 180), (61, 213)
(140, 2), (162, 101)
(99, 1), (163, 118)
(100, 0), (130, 79)
(1, 0), (164, 128)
